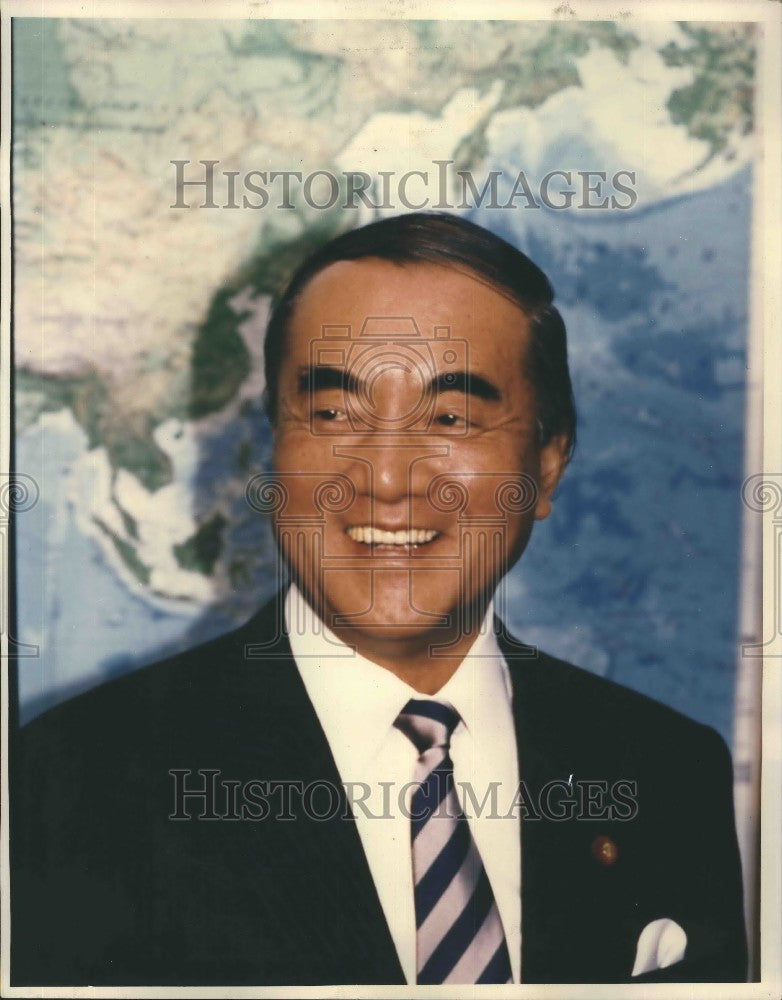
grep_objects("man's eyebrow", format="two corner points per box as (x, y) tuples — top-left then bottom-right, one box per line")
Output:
(298, 365), (501, 402)
(431, 371), (501, 402)
(298, 365), (361, 395)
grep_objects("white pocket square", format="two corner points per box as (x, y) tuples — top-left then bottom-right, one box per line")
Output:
(631, 918), (687, 976)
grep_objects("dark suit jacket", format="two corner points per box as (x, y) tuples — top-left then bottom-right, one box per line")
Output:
(10, 594), (747, 985)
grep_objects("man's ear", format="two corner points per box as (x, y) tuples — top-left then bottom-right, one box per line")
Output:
(534, 434), (570, 521)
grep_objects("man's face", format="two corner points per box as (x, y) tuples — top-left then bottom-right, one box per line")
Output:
(272, 258), (567, 655)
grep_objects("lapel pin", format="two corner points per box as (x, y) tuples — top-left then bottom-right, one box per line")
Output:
(591, 834), (619, 866)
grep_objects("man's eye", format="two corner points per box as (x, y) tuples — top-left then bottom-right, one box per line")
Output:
(435, 412), (466, 428)
(313, 407), (345, 422)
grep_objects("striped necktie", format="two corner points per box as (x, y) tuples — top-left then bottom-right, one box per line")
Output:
(394, 699), (513, 984)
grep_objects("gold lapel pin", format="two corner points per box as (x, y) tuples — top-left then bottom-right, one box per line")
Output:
(591, 834), (619, 866)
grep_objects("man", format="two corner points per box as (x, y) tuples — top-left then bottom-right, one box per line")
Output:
(11, 213), (747, 986)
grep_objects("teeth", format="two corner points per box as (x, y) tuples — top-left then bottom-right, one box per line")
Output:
(346, 527), (439, 546)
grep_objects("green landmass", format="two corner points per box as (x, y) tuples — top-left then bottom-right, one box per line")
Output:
(222, 20), (343, 120)
(173, 512), (227, 575)
(94, 516), (151, 585)
(118, 506), (139, 540)
(660, 23), (755, 161)
(239, 216), (348, 299)
(410, 21), (641, 174)
(187, 292), (253, 419)
(104, 425), (172, 493)
(492, 22), (640, 112)
(16, 368), (107, 444)
(12, 18), (83, 167)
(17, 368), (173, 492)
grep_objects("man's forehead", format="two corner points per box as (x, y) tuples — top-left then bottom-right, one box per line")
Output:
(290, 257), (527, 317)
(285, 260), (531, 364)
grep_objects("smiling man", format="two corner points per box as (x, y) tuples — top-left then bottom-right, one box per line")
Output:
(271, 250), (569, 691)
(11, 213), (747, 987)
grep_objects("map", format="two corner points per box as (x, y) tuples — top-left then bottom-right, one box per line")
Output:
(13, 17), (755, 745)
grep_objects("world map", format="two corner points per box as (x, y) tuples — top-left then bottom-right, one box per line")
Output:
(13, 16), (755, 746)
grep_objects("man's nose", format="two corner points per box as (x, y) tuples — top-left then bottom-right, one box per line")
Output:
(372, 442), (417, 503)
(334, 441), (449, 503)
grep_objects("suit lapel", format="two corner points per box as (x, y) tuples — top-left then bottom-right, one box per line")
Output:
(501, 633), (638, 983)
(232, 602), (407, 984)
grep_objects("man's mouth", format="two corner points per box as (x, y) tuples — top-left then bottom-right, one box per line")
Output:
(345, 526), (440, 547)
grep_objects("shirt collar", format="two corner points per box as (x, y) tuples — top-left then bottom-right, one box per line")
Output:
(285, 585), (511, 767)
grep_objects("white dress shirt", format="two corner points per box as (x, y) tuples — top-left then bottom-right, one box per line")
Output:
(285, 584), (522, 984)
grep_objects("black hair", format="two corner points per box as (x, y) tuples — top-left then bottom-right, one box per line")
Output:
(263, 211), (576, 458)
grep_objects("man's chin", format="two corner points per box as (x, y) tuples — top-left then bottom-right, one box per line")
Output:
(325, 607), (452, 637)
(322, 599), (475, 653)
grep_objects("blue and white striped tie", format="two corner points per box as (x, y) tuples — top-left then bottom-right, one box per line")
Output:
(395, 699), (513, 984)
